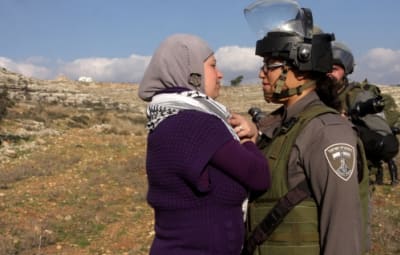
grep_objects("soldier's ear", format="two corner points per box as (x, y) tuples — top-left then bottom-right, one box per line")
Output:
(294, 72), (305, 81)
(291, 68), (306, 81)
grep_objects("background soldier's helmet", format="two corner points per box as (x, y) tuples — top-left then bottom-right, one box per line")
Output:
(332, 41), (355, 75)
(244, 0), (335, 73)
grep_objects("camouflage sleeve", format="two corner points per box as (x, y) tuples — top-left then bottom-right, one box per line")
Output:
(295, 115), (363, 255)
(353, 89), (393, 134)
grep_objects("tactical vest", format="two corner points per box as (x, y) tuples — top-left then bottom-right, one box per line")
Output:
(338, 81), (381, 114)
(247, 104), (370, 255)
(340, 82), (398, 163)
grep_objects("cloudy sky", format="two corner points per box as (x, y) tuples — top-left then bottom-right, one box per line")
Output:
(1, 0), (399, 85)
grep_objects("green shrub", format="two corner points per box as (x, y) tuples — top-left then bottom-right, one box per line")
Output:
(0, 87), (14, 121)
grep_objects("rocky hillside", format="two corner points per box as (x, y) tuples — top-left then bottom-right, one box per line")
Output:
(0, 68), (399, 254)
(1, 67), (399, 164)
(0, 67), (280, 164)
(0, 68), (148, 163)
(0, 68), (142, 110)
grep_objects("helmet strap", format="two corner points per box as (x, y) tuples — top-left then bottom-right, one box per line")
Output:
(273, 80), (316, 99)
(273, 68), (288, 95)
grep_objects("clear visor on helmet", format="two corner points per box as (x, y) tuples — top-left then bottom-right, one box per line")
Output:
(244, 0), (309, 39)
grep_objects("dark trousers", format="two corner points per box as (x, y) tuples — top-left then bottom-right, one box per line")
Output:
(375, 159), (398, 185)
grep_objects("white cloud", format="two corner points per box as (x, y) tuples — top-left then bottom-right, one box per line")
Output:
(0, 56), (52, 79)
(58, 46), (263, 85)
(215, 46), (261, 71)
(1, 46), (399, 85)
(0, 54), (151, 83)
(59, 54), (151, 83)
(352, 48), (400, 85)
(215, 46), (400, 86)
(0, 46), (264, 85)
(215, 46), (262, 85)
(364, 48), (399, 68)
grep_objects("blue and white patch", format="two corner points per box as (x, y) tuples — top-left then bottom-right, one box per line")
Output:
(324, 143), (355, 181)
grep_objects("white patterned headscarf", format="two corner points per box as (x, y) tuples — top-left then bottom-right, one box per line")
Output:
(138, 33), (213, 101)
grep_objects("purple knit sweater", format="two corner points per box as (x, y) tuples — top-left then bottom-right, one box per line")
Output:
(146, 110), (270, 255)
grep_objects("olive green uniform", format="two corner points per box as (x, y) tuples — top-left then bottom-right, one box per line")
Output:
(339, 82), (398, 185)
(250, 91), (362, 255)
(338, 82), (392, 135)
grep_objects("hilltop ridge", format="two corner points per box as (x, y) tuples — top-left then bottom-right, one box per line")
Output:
(1, 67), (400, 159)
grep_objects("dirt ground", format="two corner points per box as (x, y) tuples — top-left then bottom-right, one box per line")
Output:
(1, 125), (399, 255)
(0, 84), (399, 254)
(0, 128), (152, 255)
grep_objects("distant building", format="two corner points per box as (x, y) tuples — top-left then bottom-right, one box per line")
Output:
(78, 76), (94, 83)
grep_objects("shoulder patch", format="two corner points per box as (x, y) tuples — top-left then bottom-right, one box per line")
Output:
(324, 143), (356, 181)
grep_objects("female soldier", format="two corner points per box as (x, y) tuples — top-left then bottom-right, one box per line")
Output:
(240, 1), (367, 254)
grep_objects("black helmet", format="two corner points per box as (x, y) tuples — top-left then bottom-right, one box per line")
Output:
(244, 0), (335, 73)
(331, 41), (355, 75)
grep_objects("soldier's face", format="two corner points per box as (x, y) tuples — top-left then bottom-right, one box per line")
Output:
(259, 58), (285, 103)
(259, 58), (302, 105)
(327, 64), (346, 82)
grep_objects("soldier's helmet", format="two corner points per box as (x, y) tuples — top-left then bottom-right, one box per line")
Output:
(244, 0), (335, 73)
(332, 41), (355, 75)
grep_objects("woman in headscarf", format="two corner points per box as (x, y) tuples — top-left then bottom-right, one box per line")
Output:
(138, 33), (270, 255)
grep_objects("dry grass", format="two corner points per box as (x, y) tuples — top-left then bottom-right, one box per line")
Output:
(0, 84), (399, 254)
(0, 128), (152, 255)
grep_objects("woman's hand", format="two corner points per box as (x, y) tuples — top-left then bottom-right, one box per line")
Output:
(229, 113), (259, 143)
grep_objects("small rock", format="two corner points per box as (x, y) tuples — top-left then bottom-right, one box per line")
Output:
(4, 149), (17, 158)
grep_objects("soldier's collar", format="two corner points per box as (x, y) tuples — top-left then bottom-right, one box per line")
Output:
(285, 91), (320, 121)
